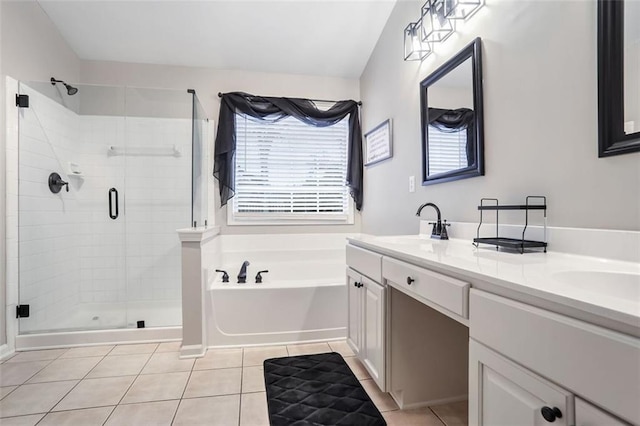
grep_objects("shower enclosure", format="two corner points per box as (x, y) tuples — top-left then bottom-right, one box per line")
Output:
(13, 80), (208, 336)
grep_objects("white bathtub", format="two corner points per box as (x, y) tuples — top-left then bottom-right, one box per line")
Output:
(205, 234), (349, 347)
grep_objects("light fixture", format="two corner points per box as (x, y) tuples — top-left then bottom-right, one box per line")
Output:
(420, 0), (454, 44)
(404, 20), (432, 61)
(443, 0), (484, 20)
(403, 0), (484, 61)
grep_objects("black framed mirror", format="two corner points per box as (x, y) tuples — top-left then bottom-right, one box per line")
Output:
(598, 0), (640, 157)
(420, 37), (484, 185)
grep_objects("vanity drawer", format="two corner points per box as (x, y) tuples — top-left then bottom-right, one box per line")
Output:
(346, 244), (382, 283)
(382, 257), (469, 319)
(470, 289), (640, 425)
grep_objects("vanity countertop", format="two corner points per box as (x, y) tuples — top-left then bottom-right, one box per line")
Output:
(347, 234), (640, 336)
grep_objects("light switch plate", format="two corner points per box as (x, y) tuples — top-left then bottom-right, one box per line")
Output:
(409, 176), (415, 192)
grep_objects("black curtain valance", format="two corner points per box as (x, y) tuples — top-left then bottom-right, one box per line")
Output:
(213, 92), (363, 210)
(428, 107), (476, 167)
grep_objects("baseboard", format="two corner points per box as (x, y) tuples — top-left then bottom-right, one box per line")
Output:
(0, 344), (15, 361)
(390, 389), (468, 410)
(180, 344), (206, 359)
(207, 335), (347, 350)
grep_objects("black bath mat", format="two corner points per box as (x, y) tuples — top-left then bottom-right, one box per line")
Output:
(263, 352), (387, 426)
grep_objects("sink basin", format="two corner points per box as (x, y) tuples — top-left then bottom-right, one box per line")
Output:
(552, 270), (640, 301)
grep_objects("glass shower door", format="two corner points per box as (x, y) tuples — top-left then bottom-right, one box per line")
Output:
(122, 87), (192, 328)
(16, 81), (129, 333)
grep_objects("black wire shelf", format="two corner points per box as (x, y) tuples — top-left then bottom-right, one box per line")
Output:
(473, 196), (548, 254)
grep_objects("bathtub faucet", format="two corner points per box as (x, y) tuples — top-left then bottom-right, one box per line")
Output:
(237, 261), (250, 284)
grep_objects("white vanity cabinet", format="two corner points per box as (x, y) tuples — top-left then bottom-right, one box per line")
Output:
(469, 340), (573, 426)
(470, 289), (638, 426)
(346, 245), (386, 391)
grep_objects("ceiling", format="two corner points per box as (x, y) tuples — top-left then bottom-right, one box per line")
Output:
(37, 0), (397, 79)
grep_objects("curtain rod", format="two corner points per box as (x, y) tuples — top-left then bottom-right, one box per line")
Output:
(218, 92), (362, 106)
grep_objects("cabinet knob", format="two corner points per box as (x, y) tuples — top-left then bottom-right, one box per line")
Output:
(406, 277), (415, 285)
(354, 281), (359, 288)
(541, 406), (562, 422)
(358, 282), (364, 288)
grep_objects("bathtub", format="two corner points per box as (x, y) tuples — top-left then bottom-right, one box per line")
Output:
(205, 234), (349, 347)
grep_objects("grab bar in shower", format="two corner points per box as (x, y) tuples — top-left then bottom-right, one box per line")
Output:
(109, 188), (119, 220)
(107, 145), (182, 157)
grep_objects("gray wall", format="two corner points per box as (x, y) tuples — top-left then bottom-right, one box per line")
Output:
(79, 60), (362, 235)
(360, 0), (640, 235)
(0, 0), (81, 346)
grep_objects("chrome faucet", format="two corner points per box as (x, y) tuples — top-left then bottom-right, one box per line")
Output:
(237, 261), (250, 284)
(416, 203), (450, 240)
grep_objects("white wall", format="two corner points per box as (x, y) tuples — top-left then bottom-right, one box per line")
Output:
(79, 60), (363, 235)
(360, 0), (640, 235)
(1, 0), (80, 349)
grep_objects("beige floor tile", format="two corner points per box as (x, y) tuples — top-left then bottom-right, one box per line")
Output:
(140, 352), (194, 374)
(59, 346), (114, 358)
(173, 394), (240, 426)
(286, 343), (331, 356)
(121, 372), (189, 404)
(1, 387), (17, 400)
(38, 406), (114, 426)
(6, 349), (67, 363)
(52, 376), (135, 411)
(0, 361), (50, 386)
(86, 354), (151, 378)
(345, 356), (371, 380)
(155, 342), (181, 353)
(194, 348), (242, 370)
(242, 365), (266, 393)
(384, 407), (445, 426)
(328, 340), (356, 357)
(0, 380), (77, 417)
(183, 368), (241, 398)
(430, 400), (468, 426)
(0, 413), (44, 426)
(109, 343), (158, 356)
(243, 346), (288, 367)
(105, 400), (179, 426)
(240, 392), (269, 426)
(28, 357), (102, 383)
(360, 379), (398, 412)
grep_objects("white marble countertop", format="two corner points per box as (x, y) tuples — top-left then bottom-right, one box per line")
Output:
(347, 234), (640, 335)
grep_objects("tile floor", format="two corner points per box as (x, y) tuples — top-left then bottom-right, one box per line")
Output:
(0, 340), (467, 425)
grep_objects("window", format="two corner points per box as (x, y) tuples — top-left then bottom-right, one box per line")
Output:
(427, 125), (468, 176)
(230, 111), (352, 224)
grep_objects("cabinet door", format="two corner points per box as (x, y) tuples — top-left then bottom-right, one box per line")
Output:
(347, 268), (362, 356)
(575, 398), (628, 426)
(362, 276), (386, 391)
(469, 340), (573, 426)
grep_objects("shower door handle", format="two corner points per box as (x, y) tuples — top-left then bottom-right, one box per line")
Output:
(109, 188), (119, 220)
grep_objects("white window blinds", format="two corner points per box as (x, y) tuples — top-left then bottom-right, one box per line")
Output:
(427, 126), (468, 175)
(232, 112), (350, 221)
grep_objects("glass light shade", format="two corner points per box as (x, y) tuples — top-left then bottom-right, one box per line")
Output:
(421, 0), (454, 43)
(404, 21), (432, 61)
(443, 0), (483, 20)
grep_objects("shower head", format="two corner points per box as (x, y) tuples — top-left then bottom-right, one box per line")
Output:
(50, 77), (78, 96)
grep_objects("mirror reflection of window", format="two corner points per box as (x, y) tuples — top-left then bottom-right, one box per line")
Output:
(624, 0), (640, 135)
(428, 126), (468, 175)
(426, 57), (474, 177)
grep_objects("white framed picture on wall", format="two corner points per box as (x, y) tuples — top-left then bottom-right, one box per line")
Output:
(364, 119), (392, 166)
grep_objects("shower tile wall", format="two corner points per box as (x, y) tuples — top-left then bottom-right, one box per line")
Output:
(78, 116), (191, 307)
(16, 85), (190, 333)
